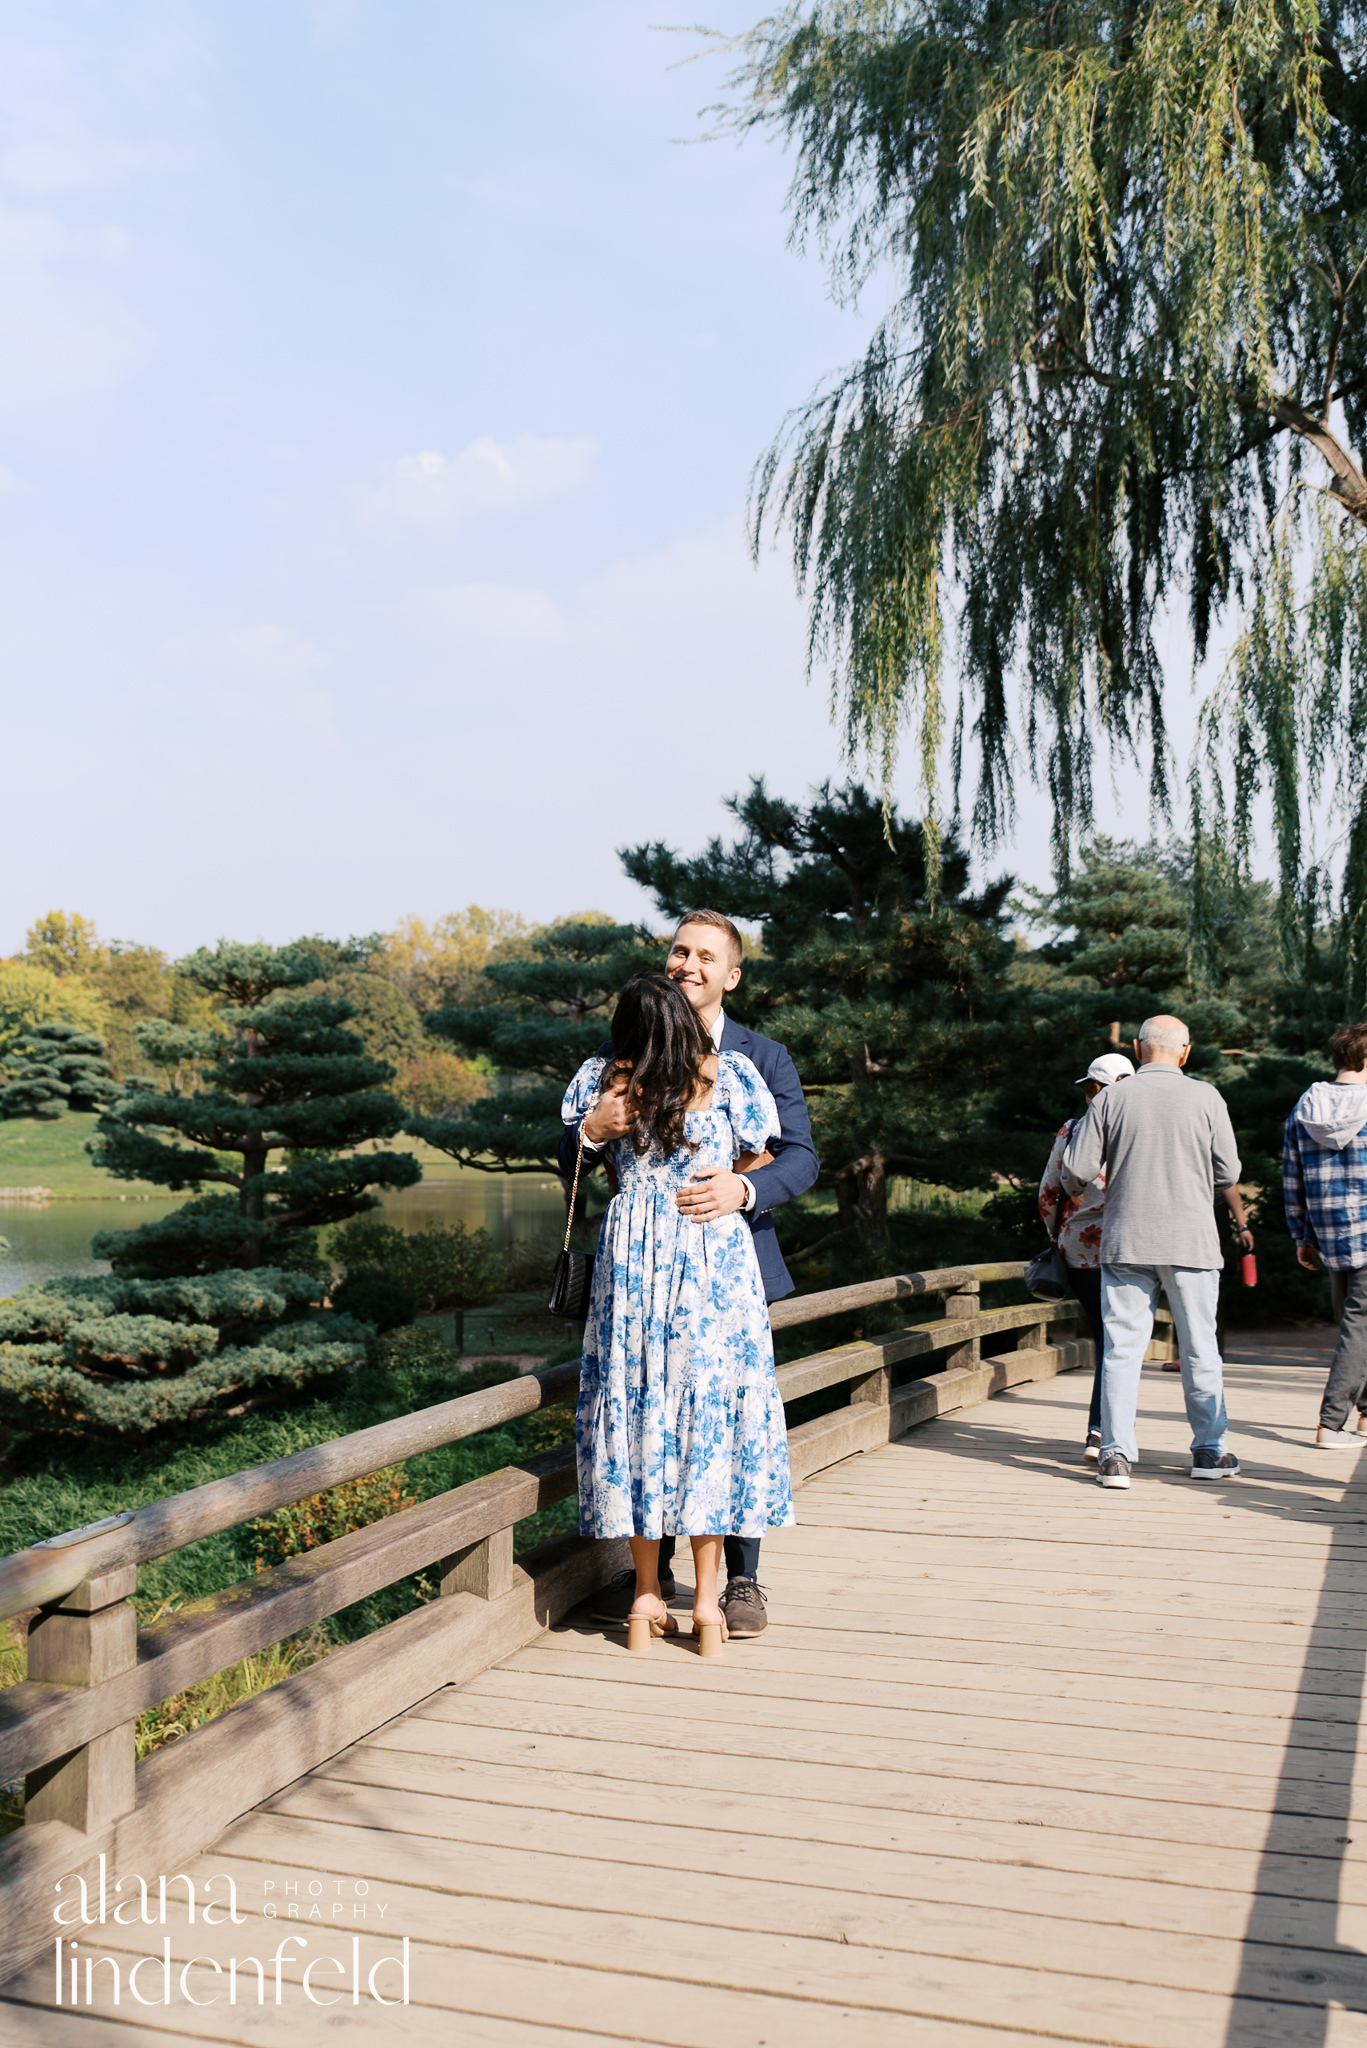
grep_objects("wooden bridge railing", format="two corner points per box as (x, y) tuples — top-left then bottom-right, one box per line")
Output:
(0, 1260), (1140, 1979)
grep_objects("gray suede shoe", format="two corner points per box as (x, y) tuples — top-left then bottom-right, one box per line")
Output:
(719, 1577), (768, 1637)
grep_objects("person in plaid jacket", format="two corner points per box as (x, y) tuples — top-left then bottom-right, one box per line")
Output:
(1283, 1021), (1367, 1446)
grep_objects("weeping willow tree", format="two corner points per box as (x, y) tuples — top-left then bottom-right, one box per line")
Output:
(724, 0), (1367, 998)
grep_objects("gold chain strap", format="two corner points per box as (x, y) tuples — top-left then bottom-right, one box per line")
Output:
(563, 1118), (589, 1255)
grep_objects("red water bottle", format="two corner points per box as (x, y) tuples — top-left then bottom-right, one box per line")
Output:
(1241, 1253), (1258, 1287)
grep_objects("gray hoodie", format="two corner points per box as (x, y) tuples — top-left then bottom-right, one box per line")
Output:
(1295, 1081), (1367, 1151)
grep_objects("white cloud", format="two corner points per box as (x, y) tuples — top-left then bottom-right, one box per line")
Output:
(370, 434), (598, 524)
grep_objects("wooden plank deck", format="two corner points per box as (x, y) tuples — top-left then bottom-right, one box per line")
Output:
(6, 1338), (1367, 2048)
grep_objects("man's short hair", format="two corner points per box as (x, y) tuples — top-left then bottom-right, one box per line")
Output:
(1138, 1016), (1190, 1052)
(1330, 1022), (1367, 1073)
(672, 909), (744, 968)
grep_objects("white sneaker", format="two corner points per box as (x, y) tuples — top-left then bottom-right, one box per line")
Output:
(1316, 1429), (1364, 1448)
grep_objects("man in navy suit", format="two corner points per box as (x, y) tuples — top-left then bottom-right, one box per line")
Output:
(560, 909), (819, 1636)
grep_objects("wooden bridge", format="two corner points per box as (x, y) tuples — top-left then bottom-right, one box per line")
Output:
(0, 1269), (1362, 2046)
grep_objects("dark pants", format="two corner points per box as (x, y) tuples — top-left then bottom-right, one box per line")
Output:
(1320, 1267), (1367, 1431)
(658, 1534), (761, 1582)
(1066, 1263), (1105, 1435)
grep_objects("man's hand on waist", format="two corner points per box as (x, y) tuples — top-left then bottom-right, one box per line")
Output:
(676, 1169), (751, 1221)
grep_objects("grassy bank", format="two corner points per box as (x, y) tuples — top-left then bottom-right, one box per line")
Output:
(0, 1113), (164, 1199)
(0, 1114), (496, 1201)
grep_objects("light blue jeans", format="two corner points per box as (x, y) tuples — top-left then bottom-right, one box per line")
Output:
(1099, 1264), (1228, 1465)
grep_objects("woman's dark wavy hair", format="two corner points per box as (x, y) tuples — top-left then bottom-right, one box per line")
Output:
(608, 972), (714, 1157)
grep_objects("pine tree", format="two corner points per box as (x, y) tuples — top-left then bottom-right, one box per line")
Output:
(89, 940), (421, 1278)
(0, 1268), (371, 1441)
(1021, 837), (1281, 1055)
(624, 780), (1019, 1258)
(410, 920), (658, 1179)
(0, 1022), (117, 1119)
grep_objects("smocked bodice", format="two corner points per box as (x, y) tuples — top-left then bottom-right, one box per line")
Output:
(563, 1053), (780, 1201)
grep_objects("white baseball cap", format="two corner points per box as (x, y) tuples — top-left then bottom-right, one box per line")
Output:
(1075, 1052), (1136, 1086)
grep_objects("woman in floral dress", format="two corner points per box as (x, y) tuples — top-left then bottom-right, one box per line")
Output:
(563, 974), (794, 1656)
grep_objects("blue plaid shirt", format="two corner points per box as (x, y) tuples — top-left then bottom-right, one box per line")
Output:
(1283, 1109), (1367, 1269)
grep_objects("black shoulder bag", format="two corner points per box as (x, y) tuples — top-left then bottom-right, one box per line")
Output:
(548, 1121), (595, 1320)
(1024, 1121), (1073, 1305)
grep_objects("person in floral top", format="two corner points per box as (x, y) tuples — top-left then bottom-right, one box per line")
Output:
(1039, 1052), (1135, 1461)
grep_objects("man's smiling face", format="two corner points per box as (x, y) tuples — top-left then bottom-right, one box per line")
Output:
(666, 921), (742, 1023)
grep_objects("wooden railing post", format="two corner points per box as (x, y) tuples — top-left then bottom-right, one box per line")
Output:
(850, 1357), (892, 1407)
(942, 1277), (981, 1373)
(440, 1527), (516, 1602)
(24, 1563), (137, 1832)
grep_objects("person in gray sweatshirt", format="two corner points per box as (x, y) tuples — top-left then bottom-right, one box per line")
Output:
(1283, 1023), (1367, 1447)
(1062, 1014), (1243, 1489)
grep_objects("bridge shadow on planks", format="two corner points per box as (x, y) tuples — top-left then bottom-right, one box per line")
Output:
(1226, 1484), (1367, 2045)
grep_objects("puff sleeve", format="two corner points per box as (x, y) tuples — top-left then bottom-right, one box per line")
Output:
(721, 1052), (780, 1154)
(562, 1057), (607, 1125)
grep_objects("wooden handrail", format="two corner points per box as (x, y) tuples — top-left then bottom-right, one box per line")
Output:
(0, 1445), (578, 1785)
(0, 1279), (1070, 1787)
(0, 1359), (580, 1624)
(0, 1250), (1102, 1986)
(768, 1261), (1027, 1331)
(0, 1261), (1030, 1624)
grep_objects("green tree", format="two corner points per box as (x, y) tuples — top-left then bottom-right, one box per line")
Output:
(331, 1218), (505, 1314)
(625, 780), (1021, 1258)
(0, 1269), (369, 1441)
(725, 2), (1367, 963)
(1019, 837), (1278, 1052)
(0, 1022), (117, 1120)
(0, 962), (109, 1060)
(24, 910), (103, 978)
(374, 908), (535, 1014)
(87, 943), (174, 1078)
(89, 941), (421, 1277)
(410, 920), (658, 1180)
(305, 968), (426, 1069)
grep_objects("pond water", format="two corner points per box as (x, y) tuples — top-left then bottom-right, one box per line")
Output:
(0, 1171), (569, 1293)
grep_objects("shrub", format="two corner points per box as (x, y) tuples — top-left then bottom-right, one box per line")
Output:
(0, 1269), (370, 1440)
(250, 1465), (420, 1569)
(0, 1022), (117, 1120)
(331, 1270), (415, 1332)
(331, 1218), (504, 1313)
(373, 1325), (524, 1390)
(501, 1233), (563, 1290)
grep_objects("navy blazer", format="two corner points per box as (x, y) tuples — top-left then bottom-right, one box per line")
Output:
(558, 1016), (819, 1303)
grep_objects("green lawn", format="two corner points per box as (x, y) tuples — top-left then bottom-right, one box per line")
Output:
(0, 1114), (531, 1198)
(0, 1113), (164, 1198)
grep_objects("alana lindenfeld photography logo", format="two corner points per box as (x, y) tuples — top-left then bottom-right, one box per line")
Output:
(49, 1855), (411, 2011)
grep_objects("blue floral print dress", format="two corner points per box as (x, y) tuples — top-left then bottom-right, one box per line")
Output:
(563, 1051), (796, 1541)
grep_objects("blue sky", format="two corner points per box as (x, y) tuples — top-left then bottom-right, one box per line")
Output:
(0, 0), (1179, 956)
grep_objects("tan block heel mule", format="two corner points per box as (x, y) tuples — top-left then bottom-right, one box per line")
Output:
(626, 1601), (678, 1652)
(691, 1616), (728, 1658)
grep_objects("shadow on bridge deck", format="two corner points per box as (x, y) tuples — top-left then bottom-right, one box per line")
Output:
(5, 1336), (1367, 2048)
